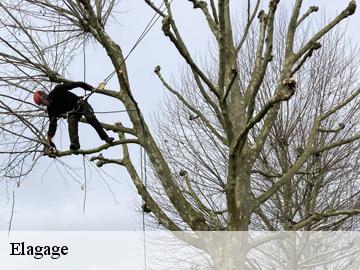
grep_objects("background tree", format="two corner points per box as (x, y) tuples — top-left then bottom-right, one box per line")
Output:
(155, 25), (360, 231)
(0, 0), (359, 254)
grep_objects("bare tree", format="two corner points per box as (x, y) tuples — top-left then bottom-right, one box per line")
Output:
(1, 0), (360, 268)
(156, 24), (360, 231)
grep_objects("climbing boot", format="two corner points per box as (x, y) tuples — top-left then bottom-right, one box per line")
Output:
(70, 143), (80, 150)
(104, 137), (115, 144)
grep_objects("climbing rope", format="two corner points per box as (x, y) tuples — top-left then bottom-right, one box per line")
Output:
(8, 190), (15, 236)
(140, 146), (148, 270)
(101, 1), (166, 85)
(82, 154), (87, 213)
(83, 0), (170, 101)
(65, 109), (137, 115)
(83, 36), (87, 96)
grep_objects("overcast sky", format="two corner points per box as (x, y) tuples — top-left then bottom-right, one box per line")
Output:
(0, 0), (359, 231)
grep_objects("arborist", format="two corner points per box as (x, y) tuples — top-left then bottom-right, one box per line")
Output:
(33, 81), (114, 151)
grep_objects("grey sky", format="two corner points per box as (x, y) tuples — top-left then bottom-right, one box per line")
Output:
(0, 0), (359, 231)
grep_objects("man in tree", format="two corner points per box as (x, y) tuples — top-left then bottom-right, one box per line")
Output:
(33, 81), (114, 151)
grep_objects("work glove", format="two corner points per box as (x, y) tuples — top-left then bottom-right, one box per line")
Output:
(43, 143), (57, 158)
(43, 136), (57, 158)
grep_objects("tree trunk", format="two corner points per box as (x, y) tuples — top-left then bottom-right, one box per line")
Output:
(211, 232), (249, 270)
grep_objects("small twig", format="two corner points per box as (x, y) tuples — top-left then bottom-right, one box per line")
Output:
(8, 190), (15, 236)
(318, 123), (345, 133)
(291, 42), (322, 76)
(82, 155), (87, 213)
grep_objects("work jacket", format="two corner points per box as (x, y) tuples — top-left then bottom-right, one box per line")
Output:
(47, 82), (92, 138)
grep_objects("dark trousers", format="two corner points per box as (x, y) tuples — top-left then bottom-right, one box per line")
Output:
(68, 100), (108, 146)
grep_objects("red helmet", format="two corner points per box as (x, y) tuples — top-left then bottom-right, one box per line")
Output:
(33, 90), (45, 105)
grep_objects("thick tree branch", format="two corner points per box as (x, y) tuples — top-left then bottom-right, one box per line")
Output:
(90, 154), (126, 167)
(209, 0), (218, 24)
(190, 69), (226, 129)
(188, 0), (220, 40)
(235, 0), (261, 54)
(144, 0), (166, 17)
(291, 42), (322, 76)
(161, 16), (219, 98)
(232, 80), (296, 153)
(313, 133), (360, 154)
(47, 139), (140, 158)
(180, 169), (222, 229)
(292, 209), (360, 230)
(320, 86), (360, 121)
(254, 119), (321, 208)
(295, 1), (356, 61)
(285, 0), (303, 57)
(245, 1), (278, 121)
(296, 6), (319, 27)
(155, 66), (227, 145)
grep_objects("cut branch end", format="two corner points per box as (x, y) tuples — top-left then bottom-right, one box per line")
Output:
(162, 16), (171, 36)
(347, 0), (357, 15)
(154, 65), (161, 74)
(279, 78), (297, 100)
(310, 6), (319, 12)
